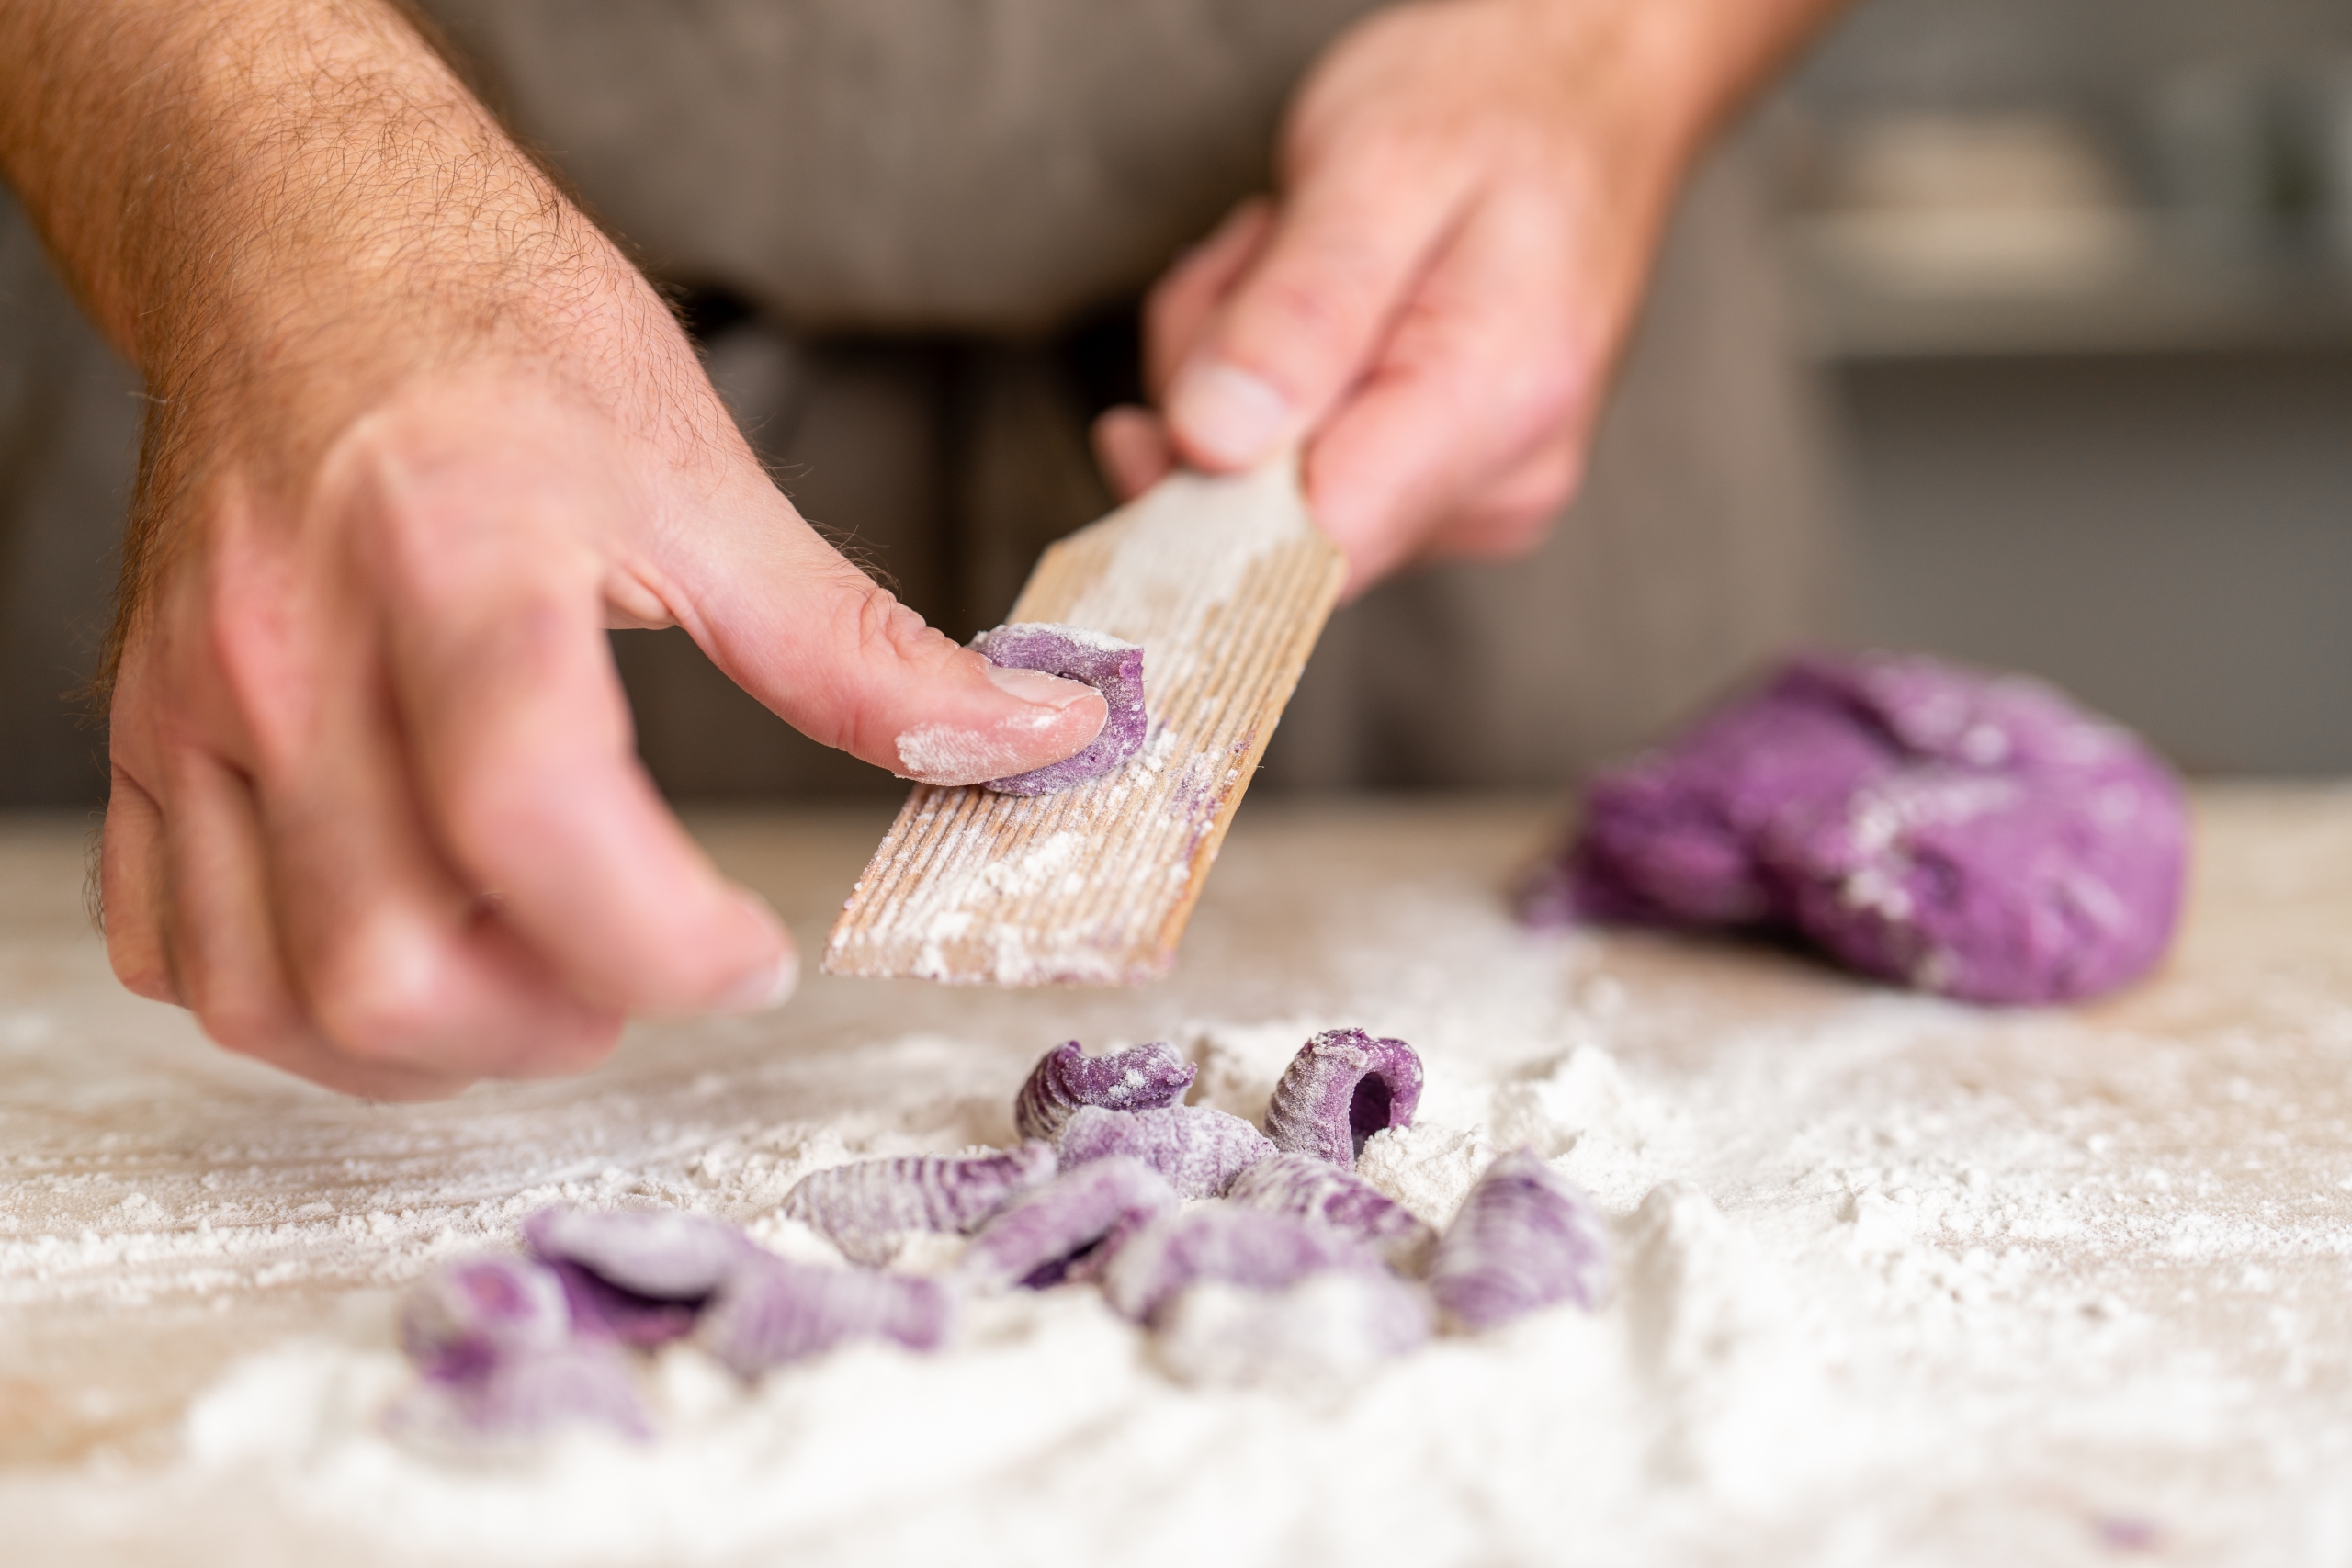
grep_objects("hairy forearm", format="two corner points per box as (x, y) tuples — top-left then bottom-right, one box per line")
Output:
(0, 0), (603, 373)
(0, 0), (673, 687)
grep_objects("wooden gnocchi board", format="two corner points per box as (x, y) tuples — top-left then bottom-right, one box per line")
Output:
(821, 458), (1346, 986)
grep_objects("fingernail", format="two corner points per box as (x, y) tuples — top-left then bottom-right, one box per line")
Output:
(712, 951), (798, 1013)
(1169, 361), (1293, 468)
(984, 664), (1097, 709)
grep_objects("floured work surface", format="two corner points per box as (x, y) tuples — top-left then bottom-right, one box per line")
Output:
(5, 787), (2352, 1568)
(823, 460), (1345, 985)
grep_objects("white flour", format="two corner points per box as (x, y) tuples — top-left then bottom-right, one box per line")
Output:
(6, 793), (2352, 1567)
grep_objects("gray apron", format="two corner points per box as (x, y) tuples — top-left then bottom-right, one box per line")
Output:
(0, 2), (1844, 801)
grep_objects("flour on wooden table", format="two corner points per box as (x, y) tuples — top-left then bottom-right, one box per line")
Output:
(6, 793), (2352, 1567)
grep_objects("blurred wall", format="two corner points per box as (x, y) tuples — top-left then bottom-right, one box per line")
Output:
(1792, 0), (2352, 774)
(1796, 0), (2352, 110)
(0, 196), (136, 808)
(1838, 351), (2352, 773)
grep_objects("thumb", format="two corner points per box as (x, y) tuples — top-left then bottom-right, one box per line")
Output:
(661, 487), (1108, 786)
(1162, 156), (1466, 472)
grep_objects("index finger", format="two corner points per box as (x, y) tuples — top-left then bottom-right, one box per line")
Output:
(1162, 144), (1474, 472)
(346, 417), (796, 1018)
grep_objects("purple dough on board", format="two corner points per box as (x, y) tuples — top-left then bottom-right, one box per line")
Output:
(1100, 1204), (1383, 1324)
(1056, 1104), (1275, 1200)
(523, 1206), (755, 1348)
(1428, 1150), (1611, 1331)
(1261, 1028), (1425, 1168)
(1526, 650), (2189, 1004)
(956, 1156), (1179, 1292)
(1225, 1152), (1436, 1269)
(972, 622), (1148, 795)
(781, 1144), (1058, 1265)
(694, 1253), (953, 1378)
(1013, 1040), (1198, 1143)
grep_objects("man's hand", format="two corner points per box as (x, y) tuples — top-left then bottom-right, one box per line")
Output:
(1094, 0), (1847, 594)
(0, 0), (1104, 1098)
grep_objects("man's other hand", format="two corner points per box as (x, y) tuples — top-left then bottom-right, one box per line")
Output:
(1095, 0), (1845, 595)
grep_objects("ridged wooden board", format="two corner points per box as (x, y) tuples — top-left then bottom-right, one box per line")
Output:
(821, 457), (1346, 985)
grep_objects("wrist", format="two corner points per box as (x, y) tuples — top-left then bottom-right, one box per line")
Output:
(1508, 0), (1847, 171)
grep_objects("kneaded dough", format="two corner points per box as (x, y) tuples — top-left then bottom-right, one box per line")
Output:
(972, 623), (1148, 795)
(1522, 652), (2189, 1004)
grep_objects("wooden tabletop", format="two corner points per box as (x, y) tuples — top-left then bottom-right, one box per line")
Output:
(4, 786), (2349, 1564)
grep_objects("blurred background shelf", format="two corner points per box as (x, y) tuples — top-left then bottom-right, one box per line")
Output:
(1779, 0), (2352, 775)
(1800, 235), (2352, 359)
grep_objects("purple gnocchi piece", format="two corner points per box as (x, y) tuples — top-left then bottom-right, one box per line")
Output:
(1056, 1104), (1274, 1200)
(393, 1256), (650, 1442)
(972, 622), (1148, 795)
(1261, 1028), (1425, 1168)
(1225, 1152), (1437, 1269)
(956, 1156), (1179, 1292)
(1012, 1040), (1198, 1143)
(1153, 1269), (1436, 1386)
(398, 1254), (574, 1382)
(1100, 1204), (1382, 1324)
(1526, 650), (2189, 1004)
(695, 1254), (953, 1378)
(391, 1340), (651, 1445)
(1428, 1150), (1611, 1331)
(781, 1144), (1058, 1265)
(523, 1206), (754, 1348)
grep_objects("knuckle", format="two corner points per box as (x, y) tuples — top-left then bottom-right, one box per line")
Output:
(300, 920), (458, 1068)
(1243, 267), (1377, 370)
(107, 944), (178, 1004)
(310, 972), (446, 1068)
(1518, 452), (1583, 521)
(840, 579), (940, 669)
(101, 892), (177, 1003)
(203, 586), (278, 739)
(189, 982), (311, 1066)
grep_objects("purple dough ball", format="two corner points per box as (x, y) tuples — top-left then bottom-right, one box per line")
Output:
(971, 622), (1148, 795)
(1530, 650), (2189, 1005)
(1261, 1028), (1424, 1168)
(1530, 674), (1894, 929)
